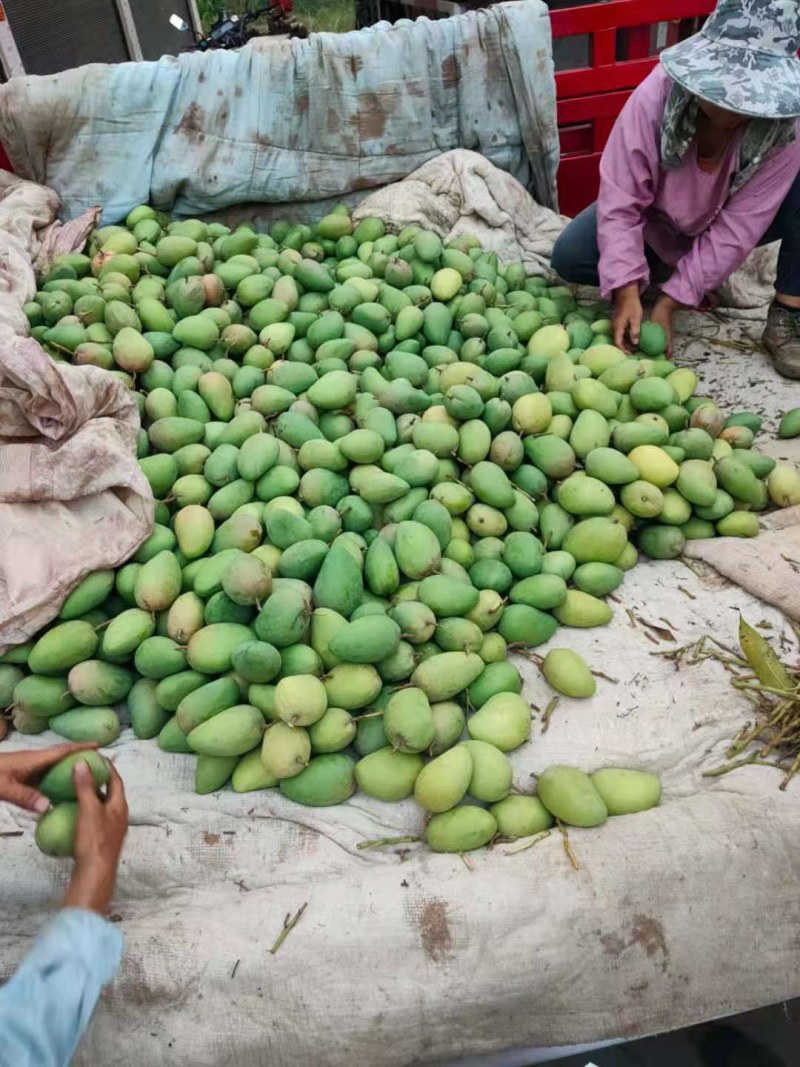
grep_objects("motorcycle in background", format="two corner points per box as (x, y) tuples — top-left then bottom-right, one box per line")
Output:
(170, 1), (307, 50)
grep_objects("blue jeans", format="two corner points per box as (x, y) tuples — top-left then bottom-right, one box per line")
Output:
(551, 169), (800, 296)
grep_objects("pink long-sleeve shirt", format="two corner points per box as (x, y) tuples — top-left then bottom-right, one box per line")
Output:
(598, 65), (800, 306)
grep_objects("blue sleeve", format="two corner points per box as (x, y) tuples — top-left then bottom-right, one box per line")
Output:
(0, 908), (123, 1067)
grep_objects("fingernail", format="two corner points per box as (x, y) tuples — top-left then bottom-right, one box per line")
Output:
(34, 797), (50, 814)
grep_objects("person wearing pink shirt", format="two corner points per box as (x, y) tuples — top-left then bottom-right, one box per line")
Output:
(551, 0), (800, 378)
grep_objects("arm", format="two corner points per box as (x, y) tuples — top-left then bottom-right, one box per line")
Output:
(0, 761), (128, 1067)
(0, 910), (123, 1067)
(662, 141), (800, 307)
(597, 72), (665, 347)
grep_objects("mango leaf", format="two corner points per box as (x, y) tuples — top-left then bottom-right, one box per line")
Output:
(738, 616), (793, 692)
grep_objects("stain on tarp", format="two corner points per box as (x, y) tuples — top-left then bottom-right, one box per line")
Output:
(176, 102), (205, 143)
(176, 101), (231, 143)
(406, 896), (466, 963)
(599, 914), (670, 973)
(441, 55), (458, 88)
(359, 92), (393, 142)
(630, 914), (669, 968)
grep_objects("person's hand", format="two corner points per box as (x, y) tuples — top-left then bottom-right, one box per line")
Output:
(63, 761), (128, 916)
(612, 284), (643, 352)
(0, 743), (98, 814)
(651, 294), (678, 356)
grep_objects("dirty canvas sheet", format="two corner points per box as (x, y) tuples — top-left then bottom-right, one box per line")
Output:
(1, 158), (800, 1065)
(0, 175), (153, 650)
(0, 1), (558, 226)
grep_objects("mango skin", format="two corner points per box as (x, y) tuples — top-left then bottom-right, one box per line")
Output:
(35, 803), (79, 857)
(279, 753), (356, 806)
(355, 748), (423, 801)
(413, 746), (472, 813)
(542, 648), (596, 698)
(187, 704), (264, 756)
(591, 768), (661, 816)
(537, 765), (607, 828)
(39, 752), (110, 803)
(28, 622), (99, 676)
(426, 805), (497, 853)
(490, 795), (553, 838)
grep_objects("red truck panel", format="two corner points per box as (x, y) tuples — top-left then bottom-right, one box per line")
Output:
(551, 0), (716, 217)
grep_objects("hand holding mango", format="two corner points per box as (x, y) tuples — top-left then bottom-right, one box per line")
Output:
(33, 751), (128, 915)
(0, 742), (99, 814)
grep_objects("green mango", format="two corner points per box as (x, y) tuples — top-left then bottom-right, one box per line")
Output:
(125, 679), (169, 739)
(312, 542), (363, 617)
(466, 661), (523, 710)
(509, 574), (567, 611)
(228, 640), (281, 682)
(328, 616), (401, 663)
(67, 661), (134, 706)
(307, 707), (355, 753)
(537, 765), (607, 827)
(36, 803), (79, 857)
(260, 721), (310, 778)
(426, 806), (497, 853)
(231, 748), (279, 793)
(355, 747), (424, 800)
(383, 686), (435, 753)
(466, 691), (530, 751)
(255, 587), (312, 648)
(39, 751), (110, 804)
(562, 517), (627, 564)
(416, 575), (479, 618)
(414, 746), (473, 812)
(525, 435), (576, 479)
(778, 406), (800, 439)
(497, 604), (557, 646)
(134, 550), (182, 612)
(393, 520), (442, 579)
(186, 623), (254, 674)
(490, 795), (553, 838)
(542, 648), (596, 697)
(553, 589), (612, 627)
(195, 754), (238, 795)
(28, 622), (98, 676)
(155, 670), (206, 712)
(717, 512), (759, 537)
(59, 570), (116, 620)
(323, 664), (382, 710)
(50, 707), (121, 745)
(188, 704), (264, 757)
(411, 651), (484, 702)
(637, 525), (686, 560)
(279, 753), (356, 806)
(676, 459), (717, 507)
(591, 768), (661, 815)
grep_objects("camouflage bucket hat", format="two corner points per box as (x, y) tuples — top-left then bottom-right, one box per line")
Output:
(661, 0), (800, 119)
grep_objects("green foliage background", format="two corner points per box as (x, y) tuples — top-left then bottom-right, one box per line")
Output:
(196, 0), (357, 33)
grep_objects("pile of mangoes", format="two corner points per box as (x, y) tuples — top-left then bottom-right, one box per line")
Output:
(6, 204), (799, 854)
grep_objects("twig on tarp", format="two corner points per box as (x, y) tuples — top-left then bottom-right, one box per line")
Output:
(503, 830), (551, 855)
(270, 902), (307, 955)
(557, 820), (580, 870)
(357, 835), (420, 851)
(540, 695), (559, 734)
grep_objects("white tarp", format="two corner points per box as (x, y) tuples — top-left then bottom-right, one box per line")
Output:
(0, 147), (799, 1063)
